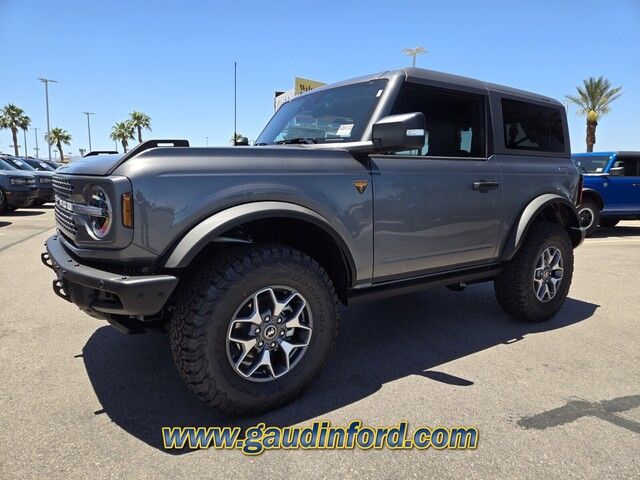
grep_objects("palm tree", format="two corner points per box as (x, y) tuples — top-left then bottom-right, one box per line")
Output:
(45, 128), (72, 163)
(110, 121), (135, 152)
(129, 111), (152, 143)
(0, 104), (31, 156)
(566, 77), (623, 152)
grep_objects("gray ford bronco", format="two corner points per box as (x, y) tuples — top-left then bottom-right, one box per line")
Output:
(42, 68), (584, 413)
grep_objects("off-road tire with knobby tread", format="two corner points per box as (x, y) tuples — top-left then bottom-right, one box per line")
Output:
(494, 222), (573, 323)
(169, 243), (339, 414)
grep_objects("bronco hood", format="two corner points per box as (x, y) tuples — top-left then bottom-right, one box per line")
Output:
(56, 153), (124, 176)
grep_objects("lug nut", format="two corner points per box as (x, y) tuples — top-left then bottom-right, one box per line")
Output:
(255, 327), (261, 334)
(257, 341), (264, 347)
(280, 330), (285, 337)
(265, 315), (270, 322)
(276, 317), (282, 324)
(269, 342), (276, 348)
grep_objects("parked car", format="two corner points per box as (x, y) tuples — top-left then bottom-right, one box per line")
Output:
(38, 158), (62, 170)
(0, 157), (37, 213)
(23, 157), (57, 173)
(573, 151), (640, 235)
(0, 155), (54, 206)
(42, 67), (584, 413)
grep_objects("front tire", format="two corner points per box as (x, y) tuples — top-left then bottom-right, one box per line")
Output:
(495, 222), (574, 323)
(169, 244), (339, 414)
(578, 199), (600, 236)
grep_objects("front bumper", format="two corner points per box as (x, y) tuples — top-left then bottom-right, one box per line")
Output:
(5, 187), (38, 208)
(42, 233), (179, 320)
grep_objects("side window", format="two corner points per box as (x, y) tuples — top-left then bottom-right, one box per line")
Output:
(611, 157), (640, 176)
(502, 99), (564, 153)
(391, 84), (486, 158)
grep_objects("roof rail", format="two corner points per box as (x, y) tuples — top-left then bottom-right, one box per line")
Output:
(83, 150), (119, 157)
(106, 139), (189, 175)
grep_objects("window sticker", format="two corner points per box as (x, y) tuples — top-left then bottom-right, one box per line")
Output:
(336, 124), (354, 137)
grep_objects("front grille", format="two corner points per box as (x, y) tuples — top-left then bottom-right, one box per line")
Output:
(53, 175), (77, 235)
(52, 175), (73, 200)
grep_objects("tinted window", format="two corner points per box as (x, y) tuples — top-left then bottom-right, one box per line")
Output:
(610, 156), (640, 177)
(391, 84), (486, 157)
(502, 99), (564, 153)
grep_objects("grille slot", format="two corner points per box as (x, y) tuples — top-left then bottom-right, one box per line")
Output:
(52, 176), (73, 200)
(53, 175), (78, 235)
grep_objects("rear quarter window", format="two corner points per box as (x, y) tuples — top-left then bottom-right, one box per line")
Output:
(502, 99), (565, 153)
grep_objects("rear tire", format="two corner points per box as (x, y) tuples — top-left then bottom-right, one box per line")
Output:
(495, 222), (574, 323)
(169, 244), (339, 414)
(599, 218), (620, 228)
(577, 199), (600, 236)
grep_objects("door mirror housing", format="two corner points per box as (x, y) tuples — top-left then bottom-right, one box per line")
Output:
(371, 112), (426, 152)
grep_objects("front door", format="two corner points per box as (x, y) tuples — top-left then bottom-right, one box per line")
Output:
(606, 154), (640, 214)
(370, 84), (501, 282)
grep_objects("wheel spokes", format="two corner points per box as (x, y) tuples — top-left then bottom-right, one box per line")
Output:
(226, 285), (313, 382)
(533, 246), (564, 302)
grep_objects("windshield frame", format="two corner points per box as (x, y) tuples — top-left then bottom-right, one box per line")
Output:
(256, 79), (390, 146)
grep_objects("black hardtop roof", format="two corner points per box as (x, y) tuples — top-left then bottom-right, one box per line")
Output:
(303, 67), (562, 106)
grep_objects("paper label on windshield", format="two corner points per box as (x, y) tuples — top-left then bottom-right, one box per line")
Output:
(336, 124), (354, 137)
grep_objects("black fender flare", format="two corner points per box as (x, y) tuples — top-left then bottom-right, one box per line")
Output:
(500, 194), (585, 261)
(580, 188), (604, 210)
(163, 201), (357, 280)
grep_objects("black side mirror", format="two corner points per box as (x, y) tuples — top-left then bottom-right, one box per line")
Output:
(371, 112), (426, 152)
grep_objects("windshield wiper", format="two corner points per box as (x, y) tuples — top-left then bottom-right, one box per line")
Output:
(274, 137), (318, 145)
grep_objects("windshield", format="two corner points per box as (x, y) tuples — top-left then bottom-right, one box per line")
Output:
(256, 79), (387, 145)
(4, 157), (35, 171)
(26, 159), (55, 171)
(0, 158), (18, 170)
(573, 155), (611, 173)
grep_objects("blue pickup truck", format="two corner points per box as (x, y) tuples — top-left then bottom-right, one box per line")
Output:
(573, 151), (640, 235)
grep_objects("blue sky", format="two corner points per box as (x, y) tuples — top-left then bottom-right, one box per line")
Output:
(1, 0), (638, 157)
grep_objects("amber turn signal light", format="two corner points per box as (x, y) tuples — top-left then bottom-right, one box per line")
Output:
(121, 192), (134, 228)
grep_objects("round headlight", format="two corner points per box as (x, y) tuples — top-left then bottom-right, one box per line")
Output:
(87, 185), (112, 239)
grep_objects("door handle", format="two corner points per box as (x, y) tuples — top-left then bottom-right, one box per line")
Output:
(473, 180), (500, 192)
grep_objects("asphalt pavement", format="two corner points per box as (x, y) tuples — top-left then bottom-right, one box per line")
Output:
(0, 207), (638, 479)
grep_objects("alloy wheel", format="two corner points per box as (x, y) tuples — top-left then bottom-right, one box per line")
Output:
(226, 286), (312, 382)
(533, 246), (564, 302)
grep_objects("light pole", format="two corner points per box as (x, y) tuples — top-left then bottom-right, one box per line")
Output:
(34, 128), (40, 158)
(82, 112), (94, 152)
(37, 77), (58, 161)
(234, 61), (237, 146)
(402, 46), (427, 67)
(23, 129), (28, 157)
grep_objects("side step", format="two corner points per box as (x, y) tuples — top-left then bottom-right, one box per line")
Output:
(347, 265), (501, 304)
